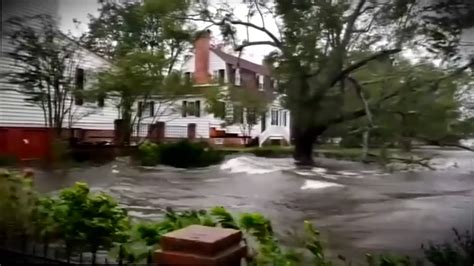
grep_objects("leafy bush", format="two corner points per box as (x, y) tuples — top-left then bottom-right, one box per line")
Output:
(0, 170), (39, 239)
(36, 182), (130, 256)
(115, 207), (329, 265)
(423, 229), (473, 266)
(137, 140), (224, 168)
(137, 140), (160, 166)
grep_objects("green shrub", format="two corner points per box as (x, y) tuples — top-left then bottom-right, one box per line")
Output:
(159, 140), (224, 168)
(138, 141), (160, 166)
(0, 170), (39, 239)
(423, 229), (473, 266)
(36, 182), (130, 257)
(137, 140), (224, 168)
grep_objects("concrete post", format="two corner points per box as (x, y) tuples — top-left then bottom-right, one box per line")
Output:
(155, 225), (246, 266)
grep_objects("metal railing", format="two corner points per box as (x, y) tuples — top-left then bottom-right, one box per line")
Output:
(0, 232), (154, 265)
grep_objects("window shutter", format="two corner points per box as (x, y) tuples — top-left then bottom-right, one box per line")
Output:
(75, 68), (84, 106)
(98, 92), (105, 107)
(150, 101), (155, 117)
(196, 100), (201, 117)
(218, 101), (226, 119)
(138, 101), (143, 117)
(182, 101), (187, 117)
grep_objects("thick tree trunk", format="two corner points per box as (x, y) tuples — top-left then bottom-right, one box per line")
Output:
(293, 126), (321, 166)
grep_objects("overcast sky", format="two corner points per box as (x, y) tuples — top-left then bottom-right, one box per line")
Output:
(58, 0), (277, 64)
(58, 0), (474, 63)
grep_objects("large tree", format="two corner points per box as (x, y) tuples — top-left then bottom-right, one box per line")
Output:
(96, 52), (192, 144)
(83, 0), (192, 61)
(336, 57), (473, 153)
(191, 0), (472, 165)
(84, 0), (195, 144)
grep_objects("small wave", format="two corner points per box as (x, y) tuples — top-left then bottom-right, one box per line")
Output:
(220, 156), (294, 174)
(301, 180), (344, 190)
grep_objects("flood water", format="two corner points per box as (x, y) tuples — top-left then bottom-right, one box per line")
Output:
(34, 149), (474, 264)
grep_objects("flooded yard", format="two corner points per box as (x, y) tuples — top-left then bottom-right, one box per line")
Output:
(34, 149), (474, 264)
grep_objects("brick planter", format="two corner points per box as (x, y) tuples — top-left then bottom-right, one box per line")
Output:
(155, 225), (246, 266)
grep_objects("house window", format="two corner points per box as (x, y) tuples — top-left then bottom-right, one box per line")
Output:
(137, 101), (155, 117)
(218, 69), (225, 84)
(149, 101), (155, 117)
(282, 111), (287, 127)
(271, 109), (279, 125)
(184, 72), (193, 83)
(235, 68), (241, 86)
(182, 100), (201, 117)
(138, 102), (143, 117)
(75, 68), (84, 106)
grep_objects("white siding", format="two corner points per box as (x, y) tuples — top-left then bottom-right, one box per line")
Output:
(0, 47), (118, 130)
(137, 96), (211, 138)
(1, 1), (119, 130)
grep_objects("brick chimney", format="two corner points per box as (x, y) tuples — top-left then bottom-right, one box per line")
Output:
(194, 29), (212, 84)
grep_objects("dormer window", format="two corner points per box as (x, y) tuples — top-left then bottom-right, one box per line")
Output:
(184, 72), (193, 83)
(218, 69), (225, 84)
(235, 68), (241, 86)
(258, 75), (264, 91)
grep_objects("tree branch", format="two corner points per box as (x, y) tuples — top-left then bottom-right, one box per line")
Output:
(417, 136), (474, 152)
(235, 41), (279, 51)
(341, 0), (367, 48)
(329, 48), (402, 86)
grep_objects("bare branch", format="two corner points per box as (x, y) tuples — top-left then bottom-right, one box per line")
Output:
(235, 41), (279, 51)
(253, 0), (265, 29)
(341, 0), (367, 48)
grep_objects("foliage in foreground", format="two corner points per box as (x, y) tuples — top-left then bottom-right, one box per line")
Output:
(34, 182), (130, 255)
(1, 173), (472, 265)
(137, 140), (224, 168)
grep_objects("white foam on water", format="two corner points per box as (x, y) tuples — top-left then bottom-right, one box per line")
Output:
(320, 174), (339, 180)
(294, 171), (315, 176)
(220, 156), (294, 174)
(312, 167), (327, 174)
(301, 180), (343, 190)
(336, 171), (360, 176)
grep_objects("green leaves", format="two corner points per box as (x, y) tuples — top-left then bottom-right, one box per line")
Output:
(83, 0), (193, 60)
(0, 171), (39, 237)
(36, 182), (130, 252)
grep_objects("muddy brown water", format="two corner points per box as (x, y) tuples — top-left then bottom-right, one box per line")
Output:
(34, 149), (474, 264)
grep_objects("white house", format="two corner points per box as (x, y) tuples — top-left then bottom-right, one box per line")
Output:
(0, 0), (119, 160)
(135, 30), (291, 146)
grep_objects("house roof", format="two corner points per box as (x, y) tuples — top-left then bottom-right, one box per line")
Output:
(210, 48), (270, 76)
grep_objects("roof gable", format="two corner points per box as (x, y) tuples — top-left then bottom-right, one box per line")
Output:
(210, 48), (270, 76)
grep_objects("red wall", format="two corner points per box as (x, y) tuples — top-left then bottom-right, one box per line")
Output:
(0, 127), (52, 161)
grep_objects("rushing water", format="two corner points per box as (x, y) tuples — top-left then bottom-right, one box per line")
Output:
(34, 149), (474, 264)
